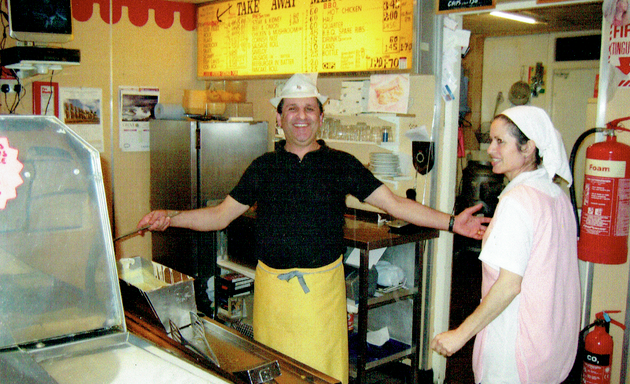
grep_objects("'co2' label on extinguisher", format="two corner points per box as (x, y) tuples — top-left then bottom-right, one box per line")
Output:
(584, 352), (611, 366)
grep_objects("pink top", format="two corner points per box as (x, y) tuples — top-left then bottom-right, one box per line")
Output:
(473, 169), (581, 383)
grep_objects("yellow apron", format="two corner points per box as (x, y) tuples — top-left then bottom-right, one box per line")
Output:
(253, 256), (348, 384)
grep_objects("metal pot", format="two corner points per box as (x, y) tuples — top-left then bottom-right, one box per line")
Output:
(456, 160), (504, 218)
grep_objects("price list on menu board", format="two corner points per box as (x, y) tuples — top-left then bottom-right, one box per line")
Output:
(197, 0), (414, 77)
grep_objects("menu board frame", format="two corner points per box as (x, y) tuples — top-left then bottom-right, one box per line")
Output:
(196, 0), (416, 78)
(435, 0), (495, 14)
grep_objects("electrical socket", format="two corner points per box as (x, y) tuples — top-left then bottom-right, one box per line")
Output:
(0, 79), (19, 94)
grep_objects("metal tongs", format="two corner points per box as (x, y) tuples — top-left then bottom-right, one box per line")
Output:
(168, 313), (220, 367)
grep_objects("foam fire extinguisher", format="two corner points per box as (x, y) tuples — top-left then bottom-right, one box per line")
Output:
(581, 311), (626, 384)
(578, 117), (630, 264)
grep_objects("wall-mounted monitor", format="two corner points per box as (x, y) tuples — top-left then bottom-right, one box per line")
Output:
(7, 0), (73, 45)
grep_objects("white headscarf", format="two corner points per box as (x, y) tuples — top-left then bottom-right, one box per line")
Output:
(501, 106), (573, 186)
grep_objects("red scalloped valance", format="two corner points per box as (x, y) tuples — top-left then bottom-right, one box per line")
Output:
(72, 0), (196, 31)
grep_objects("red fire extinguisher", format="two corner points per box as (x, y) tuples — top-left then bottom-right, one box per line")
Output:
(578, 120), (630, 264)
(582, 311), (626, 384)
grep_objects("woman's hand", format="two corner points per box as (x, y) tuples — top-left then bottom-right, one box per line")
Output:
(433, 268), (522, 358)
(454, 203), (492, 239)
(431, 329), (468, 357)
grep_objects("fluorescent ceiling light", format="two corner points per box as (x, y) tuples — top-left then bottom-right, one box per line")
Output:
(490, 11), (537, 24)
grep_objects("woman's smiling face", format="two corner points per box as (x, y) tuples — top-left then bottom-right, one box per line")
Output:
(487, 117), (537, 181)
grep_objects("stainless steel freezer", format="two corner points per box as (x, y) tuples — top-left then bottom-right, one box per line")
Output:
(149, 119), (269, 315)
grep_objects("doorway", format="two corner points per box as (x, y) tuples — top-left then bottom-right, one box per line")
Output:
(551, 65), (600, 202)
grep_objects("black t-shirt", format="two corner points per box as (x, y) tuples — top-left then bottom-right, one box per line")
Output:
(229, 140), (383, 269)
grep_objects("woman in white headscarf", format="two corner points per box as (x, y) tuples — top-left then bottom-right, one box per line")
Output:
(431, 106), (581, 383)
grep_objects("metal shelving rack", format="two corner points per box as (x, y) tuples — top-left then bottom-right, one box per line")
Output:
(342, 216), (439, 384)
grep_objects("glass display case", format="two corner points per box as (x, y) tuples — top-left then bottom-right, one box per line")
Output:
(0, 116), (230, 383)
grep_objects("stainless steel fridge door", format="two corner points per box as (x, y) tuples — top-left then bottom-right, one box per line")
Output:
(149, 120), (268, 316)
(195, 121), (268, 207)
(150, 120), (197, 211)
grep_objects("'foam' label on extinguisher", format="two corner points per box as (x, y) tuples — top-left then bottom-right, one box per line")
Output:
(581, 159), (630, 237)
(585, 159), (627, 178)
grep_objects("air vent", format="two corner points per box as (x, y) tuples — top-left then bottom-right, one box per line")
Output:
(555, 35), (601, 62)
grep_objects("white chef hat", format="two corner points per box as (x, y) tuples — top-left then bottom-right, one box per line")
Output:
(501, 105), (573, 186)
(270, 73), (328, 108)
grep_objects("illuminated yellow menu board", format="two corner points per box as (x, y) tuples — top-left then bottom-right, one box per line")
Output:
(197, 0), (414, 78)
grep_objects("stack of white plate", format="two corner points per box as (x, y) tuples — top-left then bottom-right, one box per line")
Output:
(369, 152), (400, 177)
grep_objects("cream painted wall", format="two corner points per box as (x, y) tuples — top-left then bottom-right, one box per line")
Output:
(108, 7), (204, 261)
(482, 31), (600, 124)
(482, 34), (551, 122)
(0, 3), (205, 261)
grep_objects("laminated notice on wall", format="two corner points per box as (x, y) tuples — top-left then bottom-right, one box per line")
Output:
(368, 74), (410, 113)
(197, 0), (414, 78)
(118, 87), (159, 152)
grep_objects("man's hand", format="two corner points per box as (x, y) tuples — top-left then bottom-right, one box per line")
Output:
(136, 210), (175, 234)
(453, 203), (491, 239)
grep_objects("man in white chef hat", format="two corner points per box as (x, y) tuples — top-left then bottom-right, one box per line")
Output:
(137, 73), (490, 384)
(269, 73), (328, 158)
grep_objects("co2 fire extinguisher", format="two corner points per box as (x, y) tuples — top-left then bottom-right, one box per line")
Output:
(581, 311), (626, 384)
(578, 118), (630, 264)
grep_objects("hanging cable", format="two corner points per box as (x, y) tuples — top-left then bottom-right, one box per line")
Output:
(44, 70), (56, 115)
(3, 90), (10, 112)
(7, 70), (25, 114)
(8, 78), (24, 114)
(569, 127), (603, 236)
(1, 10), (8, 51)
(0, 0), (9, 51)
